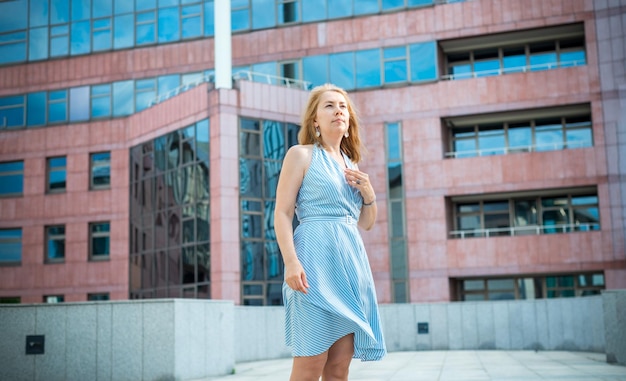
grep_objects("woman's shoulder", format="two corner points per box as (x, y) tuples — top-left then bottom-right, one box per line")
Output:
(287, 144), (314, 158)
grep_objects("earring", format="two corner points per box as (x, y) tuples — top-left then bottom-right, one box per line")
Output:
(315, 129), (321, 137)
(344, 131), (349, 138)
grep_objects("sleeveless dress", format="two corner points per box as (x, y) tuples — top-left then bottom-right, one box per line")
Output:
(283, 143), (386, 361)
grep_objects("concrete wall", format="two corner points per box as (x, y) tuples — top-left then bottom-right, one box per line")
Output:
(1, 294), (624, 380)
(0, 299), (234, 381)
(603, 290), (626, 365)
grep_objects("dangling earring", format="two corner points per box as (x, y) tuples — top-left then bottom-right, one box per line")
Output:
(315, 129), (321, 137)
(344, 131), (349, 138)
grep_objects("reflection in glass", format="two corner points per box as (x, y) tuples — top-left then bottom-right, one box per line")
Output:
(114, 14), (134, 49)
(158, 7), (179, 43)
(329, 52), (355, 90)
(302, 0), (325, 21)
(303, 55), (328, 88)
(240, 158), (263, 198)
(410, 42), (437, 81)
(241, 241), (263, 281)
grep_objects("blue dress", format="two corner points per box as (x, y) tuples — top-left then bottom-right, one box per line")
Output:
(283, 143), (386, 361)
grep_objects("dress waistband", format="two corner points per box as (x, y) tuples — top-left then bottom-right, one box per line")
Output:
(299, 215), (357, 225)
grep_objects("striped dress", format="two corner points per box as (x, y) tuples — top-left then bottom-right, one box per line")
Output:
(283, 143), (386, 361)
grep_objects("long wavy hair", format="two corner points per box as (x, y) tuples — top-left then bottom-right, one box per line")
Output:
(297, 84), (363, 163)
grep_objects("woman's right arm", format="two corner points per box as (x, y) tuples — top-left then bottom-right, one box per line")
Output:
(274, 145), (311, 294)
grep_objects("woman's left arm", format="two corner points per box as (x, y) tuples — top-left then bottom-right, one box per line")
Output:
(345, 168), (377, 230)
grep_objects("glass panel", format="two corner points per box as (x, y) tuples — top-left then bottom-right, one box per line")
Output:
(137, 11), (157, 44)
(484, 214), (510, 235)
(113, 80), (134, 116)
(29, 27), (49, 61)
(390, 200), (404, 237)
(267, 282), (282, 305)
(240, 131), (260, 156)
(542, 209), (569, 234)
(71, 0), (90, 21)
(507, 122), (532, 152)
(137, 0), (157, 11)
(477, 125), (505, 155)
(181, 4), (202, 38)
(69, 86), (89, 122)
(560, 50), (585, 67)
(30, 0), (49, 28)
(303, 55), (328, 88)
(473, 48), (500, 77)
(453, 139), (477, 158)
(48, 157), (67, 190)
(356, 49), (381, 88)
(328, 0), (351, 19)
(383, 0), (404, 9)
(27, 92), (46, 126)
(264, 161), (281, 199)
(566, 128), (592, 149)
(263, 120), (285, 159)
(409, 0), (433, 5)
(114, 14), (134, 48)
(458, 215), (480, 231)
(241, 241), (264, 281)
(239, 158), (263, 198)
(50, 0), (70, 24)
(302, 0), (325, 21)
(242, 200), (262, 212)
(390, 239), (406, 279)
(529, 41), (557, 71)
(464, 293), (485, 301)
(535, 118), (563, 151)
(266, 241), (282, 279)
(410, 42), (437, 82)
(384, 47), (407, 83)
(483, 201), (508, 212)
(48, 90), (67, 123)
(251, 0), (274, 28)
(464, 280), (484, 291)
(355, 0), (378, 15)
(158, 74), (180, 97)
(386, 122), (401, 160)
(93, 18), (112, 51)
(503, 46), (526, 73)
(93, 1), (113, 18)
(388, 163), (403, 198)
(158, 7), (180, 42)
(329, 52), (355, 90)
(487, 278), (514, 290)
(573, 206), (599, 231)
(0, 229), (22, 262)
(517, 278), (537, 299)
(513, 199), (538, 234)
(393, 281), (407, 303)
(231, 8), (249, 31)
(241, 214), (262, 238)
(203, 1), (214, 36)
(91, 84), (112, 118)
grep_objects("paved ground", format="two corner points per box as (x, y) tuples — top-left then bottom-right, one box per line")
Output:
(204, 350), (626, 381)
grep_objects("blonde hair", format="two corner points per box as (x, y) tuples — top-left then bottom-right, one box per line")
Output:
(298, 84), (363, 163)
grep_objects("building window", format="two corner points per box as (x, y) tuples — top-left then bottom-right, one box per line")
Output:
(44, 295), (64, 303)
(181, 4), (202, 39)
(129, 119), (211, 299)
(88, 293), (110, 301)
(441, 24), (586, 80)
(136, 10), (157, 45)
(0, 228), (22, 265)
(48, 90), (68, 123)
(383, 46), (408, 83)
(90, 152), (111, 189)
(0, 95), (25, 129)
(0, 161), (24, 197)
(231, 0), (250, 31)
(445, 105), (593, 158)
(239, 117), (299, 305)
(89, 222), (110, 259)
(46, 156), (67, 192)
(278, 0), (299, 24)
(450, 188), (600, 238)
(0, 297), (21, 304)
(456, 272), (605, 301)
(45, 225), (66, 263)
(386, 122), (409, 303)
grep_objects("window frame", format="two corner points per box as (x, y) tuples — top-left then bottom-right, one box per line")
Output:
(89, 221), (111, 260)
(90, 151), (111, 190)
(46, 156), (67, 193)
(0, 160), (24, 197)
(0, 228), (22, 265)
(45, 225), (66, 263)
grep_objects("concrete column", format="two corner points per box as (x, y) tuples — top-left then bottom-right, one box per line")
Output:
(214, 0), (232, 89)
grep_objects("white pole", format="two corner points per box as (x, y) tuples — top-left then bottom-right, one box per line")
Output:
(214, 0), (232, 89)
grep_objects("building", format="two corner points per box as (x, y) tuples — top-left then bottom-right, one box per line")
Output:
(0, 0), (624, 306)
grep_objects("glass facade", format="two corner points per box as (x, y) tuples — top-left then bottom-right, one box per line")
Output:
(451, 190), (600, 238)
(0, 0), (463, 66)
(239, 117), (298, 305)
(0, 228), (22, 264)
(457, 272), (605, 301)
(129, 118), (210, 299)
(385, 122), (408, 303)
(0, 161), (24, 196)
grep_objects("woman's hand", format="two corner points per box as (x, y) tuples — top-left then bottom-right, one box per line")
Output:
(345, 168), (375, 205)
(285, 260), (309, 294)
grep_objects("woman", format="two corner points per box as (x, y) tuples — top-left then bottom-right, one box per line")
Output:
(274, 84), (386, 381)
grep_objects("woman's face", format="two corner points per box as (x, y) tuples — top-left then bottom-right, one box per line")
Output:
(315, 91), (349, 137)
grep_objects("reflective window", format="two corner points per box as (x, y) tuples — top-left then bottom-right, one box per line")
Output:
(303, 55), (328, 88)
(384, 46), (407, 83)
(27, 92), (46, 126)
(28, 27), (48, 61)
(93, 18), (112, 51)
(113, 14), (134, 48)
(91, 84), (112, 118)
(47, 156), (67, 192)
(278, 0), (299, 24)
(69, 86), (90, 122)
(203, 1), (214, 36)
(51, 0), (70, 24)
(90, 151), (111, 189)
(137, 0), (157, 11)
(252, 0), (275, 29)
(0, 0), (26, 33)
(328, 0), (351, 19)
(181, 4), (202, 39)
(329, 52), (355, 90)
(90, 222), (111, 258)
(129, 119), (211, 299)
(135, 79), (157, 112)
(0, 161), (24, 196)
(383, 0), (404, 10)
(44, 295), (64, 303)
(355, 0), (378, 15)
(48, 90), (68, 123)
(113, 80), (134, 116)
(158, 6), (180, 42)
(0, 95), (26, 129)
(114, 0), (134, 15)
(30, 0), (49, 27)
(0, 31), (26, 65)
(232, 0), (250, 31)
(50, 24), (69, 57)
(45, 225), (66, 262)
(93, 1), (113, 18)
(409, 41), (437, 82)
(71, 0), (91, 21)
(137, 10), (157, 45)
(87, 293), (110, 301)
(302, 0), (325, 21)
(0, 228), (22, 264)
